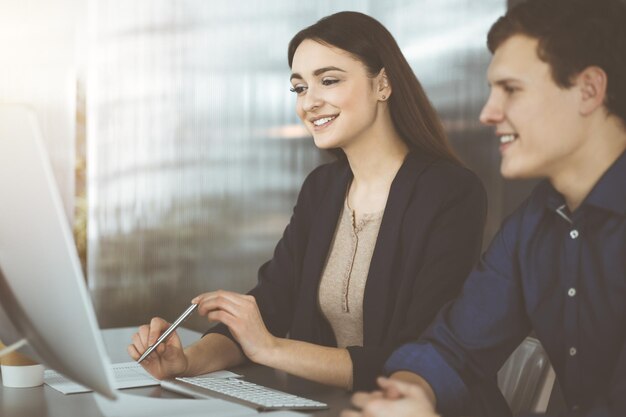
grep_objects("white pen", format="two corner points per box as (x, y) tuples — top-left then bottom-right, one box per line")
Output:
(137, 303), (198, 364)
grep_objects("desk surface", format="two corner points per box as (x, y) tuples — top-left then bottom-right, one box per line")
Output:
(0, 327), (352, 417)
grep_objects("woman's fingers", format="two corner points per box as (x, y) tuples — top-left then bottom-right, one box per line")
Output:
(127, 343), (140, 360)
(195, 291), (248, 317)
(131, 317), (174, 360)
(206, 309), (237, 326)
(131, 330), (158, 365)
(192, 290), (245, 307)
(137, 324), (150, 348)
(147, 317), (171, 346)
(132, 329), (148, 354)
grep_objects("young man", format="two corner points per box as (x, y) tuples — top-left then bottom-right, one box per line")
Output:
(343, 0), (626, 416)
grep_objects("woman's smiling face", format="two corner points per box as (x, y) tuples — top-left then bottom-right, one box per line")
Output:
(290, 39), (383, 151)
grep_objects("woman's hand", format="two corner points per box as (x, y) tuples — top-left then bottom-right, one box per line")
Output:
(127, 317), (188, 380)
(341, 377), (439, 417)
(193, 290), (277, 363)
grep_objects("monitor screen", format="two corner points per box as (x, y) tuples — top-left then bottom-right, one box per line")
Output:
(0, 105), (116, 399)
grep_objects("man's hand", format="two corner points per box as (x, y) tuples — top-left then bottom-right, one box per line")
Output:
(341, 377), (440, 417)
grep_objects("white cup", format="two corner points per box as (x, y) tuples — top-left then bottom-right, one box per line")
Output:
(1, 363), (45, 388)
(0, 341), (44, 388)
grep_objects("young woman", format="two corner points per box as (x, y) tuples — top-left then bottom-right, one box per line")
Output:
(129, 11), (487, 391)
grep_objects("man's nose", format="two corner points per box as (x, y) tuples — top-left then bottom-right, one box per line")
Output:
(479, 92), (503, 125)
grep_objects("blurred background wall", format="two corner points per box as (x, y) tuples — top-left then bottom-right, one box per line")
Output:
(0, 0), (86, 225)
(2, 0), (542, 332)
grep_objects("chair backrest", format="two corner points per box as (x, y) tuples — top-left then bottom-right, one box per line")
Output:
(497, 336), (556, 415)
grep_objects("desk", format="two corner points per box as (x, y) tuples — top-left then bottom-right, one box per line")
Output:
(0, 327), (352, 417)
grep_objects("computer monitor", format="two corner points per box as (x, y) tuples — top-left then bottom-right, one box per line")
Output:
(0, 105), (117, 399)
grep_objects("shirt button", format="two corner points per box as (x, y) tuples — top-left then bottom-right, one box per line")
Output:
(569, 347), (577, 356)
(570, 229), (579, 239)
(568, 288), (576, 297)
(572, 405), (580, 412)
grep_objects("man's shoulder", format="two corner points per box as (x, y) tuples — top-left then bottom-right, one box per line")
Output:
(499, 179), (553, 239)
(511, 179), (552, 216)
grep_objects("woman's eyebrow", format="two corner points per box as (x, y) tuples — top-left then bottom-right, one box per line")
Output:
(290, 66), (347, 81)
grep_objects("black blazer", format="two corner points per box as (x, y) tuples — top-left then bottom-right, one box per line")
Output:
(209, 152), (487, 390)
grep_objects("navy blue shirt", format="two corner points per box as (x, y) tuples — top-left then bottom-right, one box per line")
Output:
(385, 151), (626, 417)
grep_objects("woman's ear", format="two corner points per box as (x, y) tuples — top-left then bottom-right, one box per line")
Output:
(377, 68), (392, 101)
(576, 66), (607, 116)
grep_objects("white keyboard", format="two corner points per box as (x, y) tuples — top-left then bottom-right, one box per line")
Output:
(161, 375), (328, 411)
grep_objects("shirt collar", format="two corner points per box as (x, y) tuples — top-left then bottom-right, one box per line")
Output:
(582, 149), (626, 215)
(541, 149), (626, 216)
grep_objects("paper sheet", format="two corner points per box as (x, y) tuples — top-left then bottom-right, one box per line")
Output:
(45, 361), (241, 395)
(45, 362), (158, 394)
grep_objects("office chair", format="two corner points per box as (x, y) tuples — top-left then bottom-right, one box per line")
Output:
(497, 336), (556, 415)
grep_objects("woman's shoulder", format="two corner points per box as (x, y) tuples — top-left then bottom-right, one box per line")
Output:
(301, 158), (350, 189)
(405, 153), (485, 196)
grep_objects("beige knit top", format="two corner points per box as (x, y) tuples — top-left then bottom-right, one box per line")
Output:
(317, 198), (384, 348)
